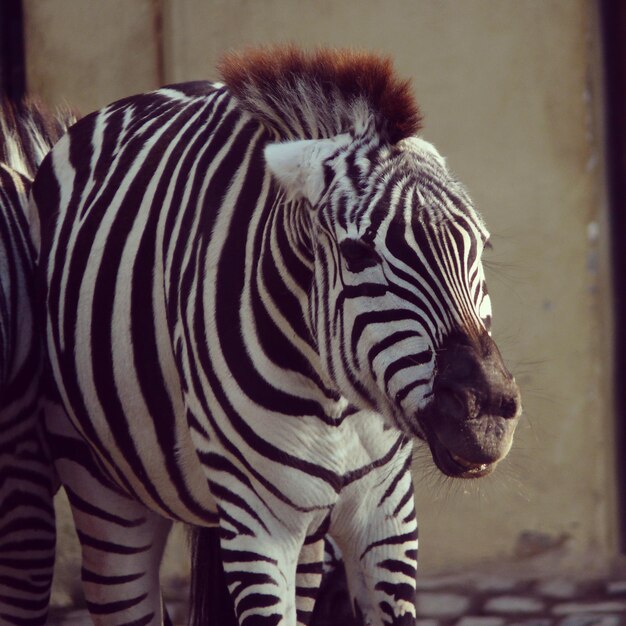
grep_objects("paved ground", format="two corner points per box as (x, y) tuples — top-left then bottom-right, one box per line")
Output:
(48, 569), (626, 625)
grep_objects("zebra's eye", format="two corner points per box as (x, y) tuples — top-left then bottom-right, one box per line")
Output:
(339, 238), (381, 272)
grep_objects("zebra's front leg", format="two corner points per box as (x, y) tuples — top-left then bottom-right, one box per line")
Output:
(46, 403), (173, 626)
(295, 536), (325, 625)
(331, 452), (418, 626)
(220, 525), (302, 626)
(211, 477), (312, 626)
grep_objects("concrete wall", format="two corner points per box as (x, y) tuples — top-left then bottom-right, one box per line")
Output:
(23, 0), (161, 114)
(22, 0), (615, 602)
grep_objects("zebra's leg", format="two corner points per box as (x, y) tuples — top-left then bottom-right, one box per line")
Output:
(0, 424), (56, 626)
(45, 403), (173, 626)
(309, 537), (357, 626)
(77, 501), (172, 626)
(209, 474), (314, 626)
(331, 453), (418, 626)
(295, 536), (325, 626)
(219, 527), (302, 626)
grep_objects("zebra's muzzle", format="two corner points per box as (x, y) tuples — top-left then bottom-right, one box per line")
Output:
(416, 330), (522, 479)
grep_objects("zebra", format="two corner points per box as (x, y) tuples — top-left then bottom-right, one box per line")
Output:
(31, 46), (522, 626)
(0, 101), (75, 626)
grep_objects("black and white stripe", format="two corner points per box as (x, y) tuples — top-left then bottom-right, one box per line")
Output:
(0, 101), (74, 626)
(32, 47), (517, 626)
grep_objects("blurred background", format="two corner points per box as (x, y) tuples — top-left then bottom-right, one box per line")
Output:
(2, 0), (625, 614)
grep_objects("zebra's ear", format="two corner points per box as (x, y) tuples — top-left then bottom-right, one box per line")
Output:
(264, 134), (351, 206)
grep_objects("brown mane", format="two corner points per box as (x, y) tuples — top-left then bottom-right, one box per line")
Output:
(219, 45), (422, 143)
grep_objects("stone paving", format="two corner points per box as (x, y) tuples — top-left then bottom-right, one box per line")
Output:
(48, 570), (626, 625)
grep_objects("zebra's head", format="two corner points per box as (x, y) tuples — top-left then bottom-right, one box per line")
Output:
(265, 129), (521, 478)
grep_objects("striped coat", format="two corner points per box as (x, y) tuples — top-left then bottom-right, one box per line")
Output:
(33, 47), (521, 626)
(0, 101), (75, 626)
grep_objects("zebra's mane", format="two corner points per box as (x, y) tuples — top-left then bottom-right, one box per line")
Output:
(0, 99), (77, 180)
(219, 45), (422, 144)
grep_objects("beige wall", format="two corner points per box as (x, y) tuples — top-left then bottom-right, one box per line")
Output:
(23, 0), (162, 114)
(23, 0), (615, 602)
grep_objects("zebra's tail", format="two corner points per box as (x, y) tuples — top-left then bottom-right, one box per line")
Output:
(0, 98), (77, 180)
(189, 526), (239, 626)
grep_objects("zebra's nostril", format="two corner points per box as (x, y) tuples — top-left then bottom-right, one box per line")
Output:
(499, 396), (519, 419)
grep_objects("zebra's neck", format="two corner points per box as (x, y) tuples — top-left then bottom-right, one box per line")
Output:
(251, 191), (347, 419)
(169, 117), (348, 425)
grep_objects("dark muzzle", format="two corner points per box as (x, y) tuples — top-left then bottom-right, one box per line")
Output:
(421, 330), (521, 478)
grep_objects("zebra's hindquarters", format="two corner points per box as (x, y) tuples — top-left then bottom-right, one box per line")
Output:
(0, 101), (75, 625)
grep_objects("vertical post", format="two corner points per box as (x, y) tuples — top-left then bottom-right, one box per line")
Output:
(601, 0), (626, 551)
(0, 0), (25, 101)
